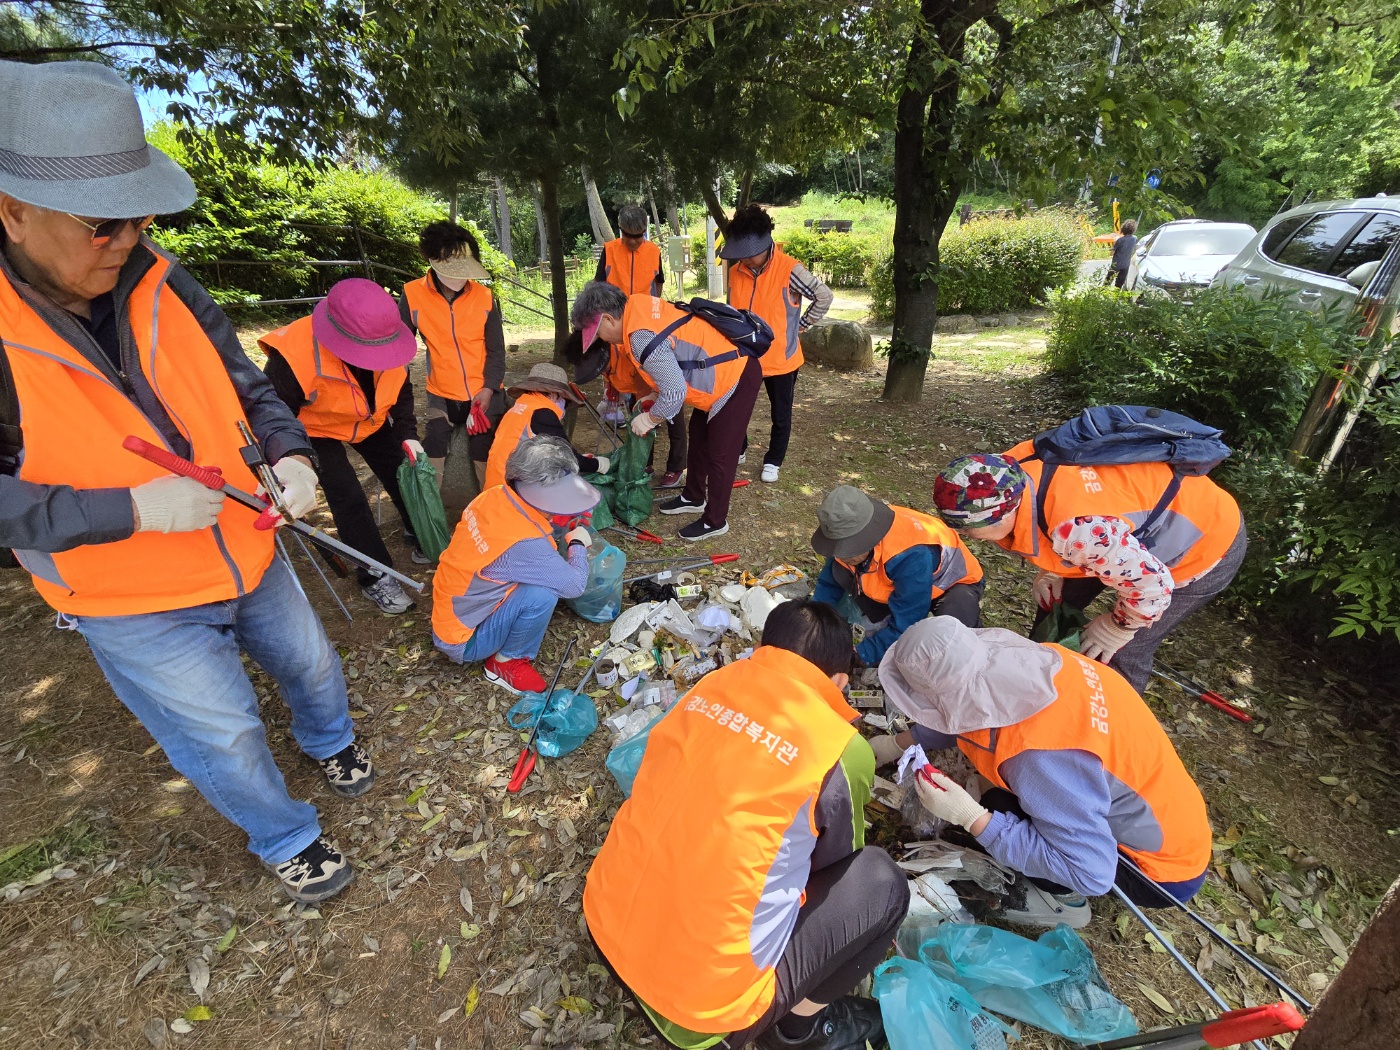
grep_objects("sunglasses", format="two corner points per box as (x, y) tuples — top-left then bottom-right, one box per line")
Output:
(620, 230), (646, 240)
(64, 213), (155, 249)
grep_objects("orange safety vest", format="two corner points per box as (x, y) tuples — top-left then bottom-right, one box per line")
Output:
(958, 645), (1212, 884)
(484, 392), (563, 490)
(606, 343), (654, 398)
(402, 275), (493, 402)
(833, 505), (983, 605)
(431, 484), (555, 646)
(1002, 440), (1242, 585)
(603, 238), (664, 296)
(1, 248), (275, 616)
(619, 295), (747, 413)
(258, 316), (406, 444)
(584, 646), (860, 1033)
(728, 248), (804, 377)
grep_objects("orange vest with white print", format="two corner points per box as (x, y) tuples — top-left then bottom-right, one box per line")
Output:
(619, 295), (747, 413)
(431, 485), (554, 646)
(0, 250), (275, 616)
(604, 238), (663, 296)
(1000, 440), (1242, 584)
(484, 392), (563, 491)
(957, 644), (1212, 884)
(607, 342), (654, 398)
(728, 248), (804, 377)
(584, 646), (860, 1033)
(403, 275), (493, 401)
(834, 505), (983, 605)
(258, 316), (406, 444)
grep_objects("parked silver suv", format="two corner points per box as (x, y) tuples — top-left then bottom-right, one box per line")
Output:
(1211, 196), (1400, 314)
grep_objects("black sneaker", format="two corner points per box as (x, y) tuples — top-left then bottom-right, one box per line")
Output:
(268, 837), (354, 903)
(678, 518), (729, 542)
(318, 742), (376, 797)
(657, 495), (705, 516)
(758, 997), (885, 1050)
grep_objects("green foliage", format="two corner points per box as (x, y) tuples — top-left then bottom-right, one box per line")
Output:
(780, 229), (880, 287)
(868, 246), (895, 323)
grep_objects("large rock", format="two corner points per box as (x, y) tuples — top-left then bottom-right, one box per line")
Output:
(799, 319), (874, 371)
(935, 313), (979, 334)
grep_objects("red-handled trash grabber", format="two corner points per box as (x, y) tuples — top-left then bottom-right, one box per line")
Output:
(1083, 1003), (1306, 1050)
(506, 637), (576, 794)
(123, 435), (424, 592)
(606, 524), (665, 545)
(1152, 665), (1252, 723)
(622, 553), (739, 585)
(627, 553), (740, 566)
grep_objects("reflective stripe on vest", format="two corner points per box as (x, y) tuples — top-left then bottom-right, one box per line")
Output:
(484, 392), (562, 490)
(1001, 440), (1242, 584)
(1, 250), (275, 616)
(620, 295), (746, 413)
(584, 646), (860, 1033)
(403, 276), (492, 401)
(728, 248), (804, 377)
(258, 316), (406, 444)
(832, 505), (983, 605)
(957, 645), (1212, 884)
(431, 485), (554, 646)
(604, 239), (663, 296)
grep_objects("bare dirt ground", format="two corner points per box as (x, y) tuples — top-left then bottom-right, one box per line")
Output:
(2, 323), (1397, 1049)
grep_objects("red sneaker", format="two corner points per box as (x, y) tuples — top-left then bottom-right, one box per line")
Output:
(657, 471), (685, 489)
(483, 655), (548, 695)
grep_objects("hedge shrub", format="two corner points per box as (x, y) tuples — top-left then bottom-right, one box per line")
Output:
(779, 229), (880, 287)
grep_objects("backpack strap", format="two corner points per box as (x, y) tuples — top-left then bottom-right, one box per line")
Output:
(1137, 472), (1183, 540)
(636, 315), (694, 369)
(1033, 452), (1183, 553)
(0, 344), (21, 478)
(636, 313), (755, 373)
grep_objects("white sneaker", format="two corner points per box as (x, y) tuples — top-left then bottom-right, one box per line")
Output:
(737, 452), (747, 464)
(760, 464), (780, 483)
(361, 574), (415, 615)
(999, 876), (1092, 929)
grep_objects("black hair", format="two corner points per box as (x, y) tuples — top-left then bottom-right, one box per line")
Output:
(419, 221), (479, 262)
(760, 599), (854, 677)
(726, 203), (775, 242)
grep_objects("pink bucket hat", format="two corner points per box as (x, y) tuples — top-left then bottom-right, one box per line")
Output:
(312, 278), (417, 370)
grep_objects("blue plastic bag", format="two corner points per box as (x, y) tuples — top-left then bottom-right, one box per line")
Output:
(506, 689), (598, 758)
(567, 541), (626, 623)
(604, 708), (668, 797)
(873, 957), (1014, 1050)
(920, 923), (1137, 1043)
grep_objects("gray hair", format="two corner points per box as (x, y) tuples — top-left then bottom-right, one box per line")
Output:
(570, 280), (627, 328)
(505, 435), (579, 485)
(617, 205), (648, 234)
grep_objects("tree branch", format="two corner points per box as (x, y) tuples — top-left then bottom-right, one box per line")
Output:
(0, 40), (159, 59)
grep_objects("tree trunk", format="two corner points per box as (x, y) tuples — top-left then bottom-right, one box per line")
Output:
(581, 165), (614, 245)
(1292, 876), (1400, 1049)
(449, 187), (459, 224)
(700, 180), (729, 234)
(494, 176), (514, 261)
(531, 180), (549, 268)
(539, 171), (571, 361)
(660, 158), (682, 236)
(737, 169), (754, 210)
(644, 177), (663, 233)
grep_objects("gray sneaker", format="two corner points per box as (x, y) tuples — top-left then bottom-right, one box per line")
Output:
(269, 837), (354, 903)
(361, 573), (414, 614)
(999, 875), (1092, 929)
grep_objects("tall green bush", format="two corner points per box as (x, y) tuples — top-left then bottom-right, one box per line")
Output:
(779, 229), (879, 287)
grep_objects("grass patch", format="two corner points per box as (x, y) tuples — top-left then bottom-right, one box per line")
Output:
(0, 818), (106, 885)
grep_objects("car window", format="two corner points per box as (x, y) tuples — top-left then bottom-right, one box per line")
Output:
(1259, 215), (1309, 260)
(1272, 211), (1369, 273)
(1328, 213), (1400, 276)
(1150, 227), (1255, 257)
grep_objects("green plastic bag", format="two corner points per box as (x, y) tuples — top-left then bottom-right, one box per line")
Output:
(1031, 601), (1090, 652)
(585, 420), (655, 527)
(397, 454), (452, 562)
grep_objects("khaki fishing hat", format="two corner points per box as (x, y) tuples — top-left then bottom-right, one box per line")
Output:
(811, 485), (896, 561)
(429, 249), (490, 282)
(507, 363), (583, 405)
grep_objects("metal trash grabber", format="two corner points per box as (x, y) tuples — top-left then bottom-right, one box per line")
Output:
(627, 553), (740, 566)
(623, 554), (740, 585)
(1153, 666), (1252, 723)
(506, 637), (577, 794)
(1084, 1002), (1305, 1050)
(576, 389), (623, 451)
(606, 524), (665, 545)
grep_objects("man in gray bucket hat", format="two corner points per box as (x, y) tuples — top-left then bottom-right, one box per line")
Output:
(0, 61), (371, 903)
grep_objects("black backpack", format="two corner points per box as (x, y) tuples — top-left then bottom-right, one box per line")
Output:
(637, 298), (774, 374)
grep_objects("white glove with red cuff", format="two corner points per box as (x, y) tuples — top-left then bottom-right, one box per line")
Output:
(403, 439), (426, 462)
(1032, 570), (1065, 610)
(1080, 613), (1136, 664)
(131, 475), (225, 533)
(914, 766), (990, 832)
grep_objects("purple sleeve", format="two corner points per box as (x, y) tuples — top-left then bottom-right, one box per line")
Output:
(974, 748), (1121, 896)
(909, 724), (959, 752)
(483, 536), (590, 599)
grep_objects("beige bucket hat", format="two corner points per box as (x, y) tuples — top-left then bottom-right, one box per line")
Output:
(507, 362), (583, 404)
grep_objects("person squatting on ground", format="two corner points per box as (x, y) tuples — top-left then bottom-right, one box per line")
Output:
(570, 281), (763, 542)
(261, 278), (422, 614)
(432, 436), (598, 694)
(723, 204), (833, 484)
(811, 485), (983, 666)
(483, 362), (610, 490)
(933, 450), (1246, 692)
(0, 60), (370, 903)
(872, 617), (1212, 929)
(1106, 219), (1138, 288)
(399, 221), (505, 485)
(596, 204), (687, 488)
(584, 600), (909, 1050)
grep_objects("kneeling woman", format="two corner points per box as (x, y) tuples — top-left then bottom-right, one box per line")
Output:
(432, 437), (598, 694)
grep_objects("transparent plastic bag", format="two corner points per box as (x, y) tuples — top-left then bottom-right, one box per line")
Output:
(920, 923), (1137, 1043)
(567, 541), (626, 623)
(873, 956), (1014, 1050)
(506, 689), (598, 758)
(605, 706), (668, 797)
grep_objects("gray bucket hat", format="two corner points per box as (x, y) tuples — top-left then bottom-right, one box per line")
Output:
(878, 617), (1063, 735)
(0, 61), (195, 218)
(812, 485), (896, 560)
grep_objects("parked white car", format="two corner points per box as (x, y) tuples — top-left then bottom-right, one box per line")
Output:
(1127, 219), (1258, 295)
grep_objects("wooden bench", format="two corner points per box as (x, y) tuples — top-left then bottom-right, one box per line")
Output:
(802, 219), (854, 233)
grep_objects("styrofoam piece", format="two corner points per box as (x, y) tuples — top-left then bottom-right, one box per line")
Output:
(610, 602), (659, 644)
(739, 585), (784, 631)
(719, 583), (746, 603)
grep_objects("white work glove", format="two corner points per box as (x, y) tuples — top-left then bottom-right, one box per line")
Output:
(131, 475), (225, 534)
(403, 439), (426, 462)
(1032, 570), (1065, 611)
(1080, 613), (1136, 664)
(257, 456), (319, 520)
(564, 527), (593, 549)
(631, 411), (661, 437)
(594, 455), (611, 475)
(868, 734), (905, 767)
(914, 766), (990, 832)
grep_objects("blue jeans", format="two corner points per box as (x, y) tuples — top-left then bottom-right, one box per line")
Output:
(74, 557), (352, 864)
(434, 583), (558, 664)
